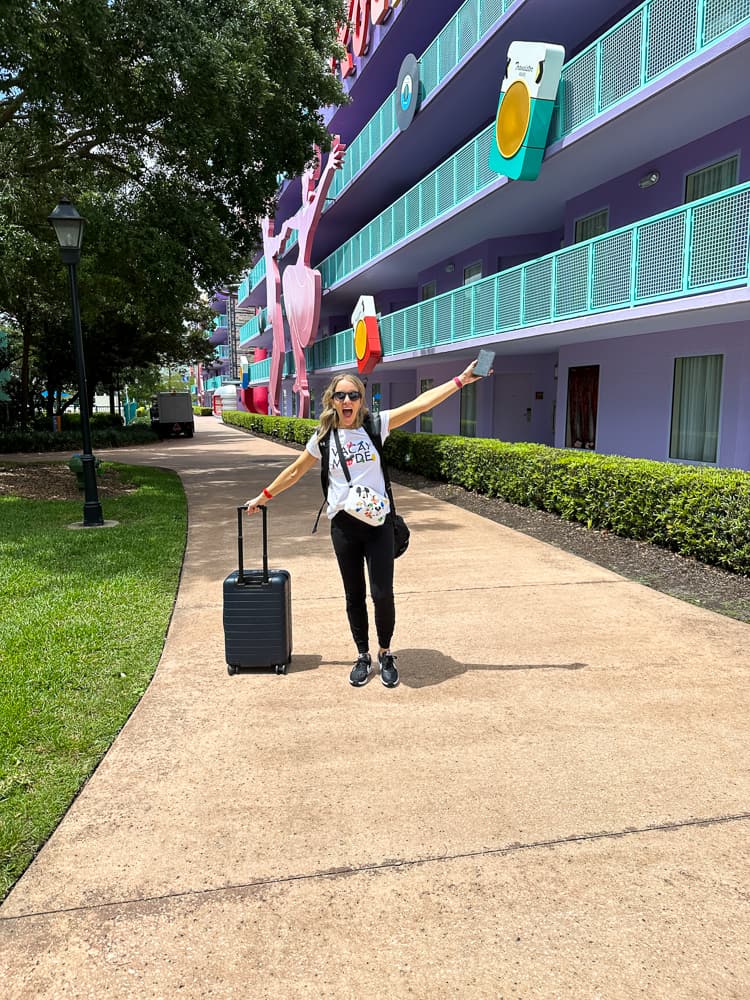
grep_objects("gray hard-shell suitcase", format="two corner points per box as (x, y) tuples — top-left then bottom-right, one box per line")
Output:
(223, 506), (292, 675)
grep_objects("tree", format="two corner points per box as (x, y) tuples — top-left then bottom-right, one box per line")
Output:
(0, 0), (346, 420)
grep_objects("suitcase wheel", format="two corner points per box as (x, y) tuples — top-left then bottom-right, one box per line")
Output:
(275, 664), (287, 675)
(227, 664), (239, 676)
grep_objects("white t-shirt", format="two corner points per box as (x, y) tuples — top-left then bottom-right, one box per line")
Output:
(306, 411), (392, 521)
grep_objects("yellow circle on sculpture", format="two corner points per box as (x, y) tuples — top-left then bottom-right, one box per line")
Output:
(355, 318), (368, 360)
(496, 79), (531, 159)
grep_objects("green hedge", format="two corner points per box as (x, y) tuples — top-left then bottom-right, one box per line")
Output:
(193, 406), (213, 416)
(31, 412), (124, 432)
(0, 424), (159, 453)
(224, 410), (750, 575)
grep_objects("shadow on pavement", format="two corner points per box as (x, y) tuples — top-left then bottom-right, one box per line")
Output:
(396, 649), (587, 689)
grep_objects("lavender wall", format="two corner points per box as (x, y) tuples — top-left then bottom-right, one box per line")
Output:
(416, 232), (561, 297)
(556, 321), (750, 469)
(564, 116), (750, 243)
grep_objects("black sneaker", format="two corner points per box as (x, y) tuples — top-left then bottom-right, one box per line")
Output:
(378, 651), (399, 688)
(349, 653), (372, 687)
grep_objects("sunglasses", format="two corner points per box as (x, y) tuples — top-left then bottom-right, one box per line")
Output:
(332, 390), (362, 402)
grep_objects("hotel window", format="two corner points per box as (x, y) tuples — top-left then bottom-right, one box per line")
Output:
(419, 378), (434, 433)
(370, 382), (381, 415)
(463, 261), (483, 284)
(309, 389), (315, 420)
(421, 280), (437, 301)
(670, 354), (723, 463)
(462, 263), (483, 335)
(459, 381), (477, 437)
(574, 209), (609, 243)
(685, 155), (738, 203)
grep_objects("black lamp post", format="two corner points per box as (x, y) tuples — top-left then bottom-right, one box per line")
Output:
(48, 198), (104, 527)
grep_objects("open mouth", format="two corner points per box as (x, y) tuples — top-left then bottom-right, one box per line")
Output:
(341, 406), (354, 419)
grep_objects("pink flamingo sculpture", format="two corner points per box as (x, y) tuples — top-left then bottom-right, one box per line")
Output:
(279, 136), (346, 418)
(260, 215), (292, 416)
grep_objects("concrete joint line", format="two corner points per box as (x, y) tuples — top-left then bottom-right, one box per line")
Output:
(3, 810), (749, 924)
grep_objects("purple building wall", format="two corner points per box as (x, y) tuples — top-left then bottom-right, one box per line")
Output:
(557, 321), (750, 469)
(564, 116), (750, 243)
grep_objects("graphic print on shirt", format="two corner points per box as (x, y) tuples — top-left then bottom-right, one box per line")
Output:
(330, 437), (376, 471)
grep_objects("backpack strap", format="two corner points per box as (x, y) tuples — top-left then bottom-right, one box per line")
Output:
(312, 429), (331, 535)
(364, 412), (398, 516)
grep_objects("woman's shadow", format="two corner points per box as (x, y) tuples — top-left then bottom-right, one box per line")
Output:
(394, 650), (586, 689)
(281, 651), (585, 688)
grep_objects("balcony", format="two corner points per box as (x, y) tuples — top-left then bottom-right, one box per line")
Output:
(317, 0), (750, 295)
(239, 309), (266, 346)
(328, 0), (520, 206)
(246, 352), (296, 386)
(246, 181), (750, 378)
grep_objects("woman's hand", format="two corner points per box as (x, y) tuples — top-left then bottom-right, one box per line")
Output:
(244, 494), (269, 515)
(457, 359), (490, 385)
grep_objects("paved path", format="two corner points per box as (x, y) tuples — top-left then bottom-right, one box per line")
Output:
(2, 418), (749, 998)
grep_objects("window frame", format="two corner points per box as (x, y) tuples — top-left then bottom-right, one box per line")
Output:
(669, 353), (724, 465)
(684, 154), (739, 204)
(574, 207), (609, 244)
(459, 380), (477, 438)
(463, 261), (483, 285)
(419, 377), (434, 433)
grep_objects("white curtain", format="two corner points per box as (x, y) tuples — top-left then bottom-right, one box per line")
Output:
(670, 354), (723, 462)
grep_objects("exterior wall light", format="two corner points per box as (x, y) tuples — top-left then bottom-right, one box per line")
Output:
(638, 170), (661, 189)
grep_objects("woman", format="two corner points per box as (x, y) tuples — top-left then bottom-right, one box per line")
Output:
(245, 361), (486, 688)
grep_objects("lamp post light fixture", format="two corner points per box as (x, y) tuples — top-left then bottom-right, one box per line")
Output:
(48, 198), (104, 527)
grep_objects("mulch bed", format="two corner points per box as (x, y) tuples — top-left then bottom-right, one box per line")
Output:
(0, 463), (137, 501)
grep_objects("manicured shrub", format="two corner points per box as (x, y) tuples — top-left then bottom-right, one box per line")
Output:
(0, 424), (158, 453)
(221, 412), (750, 574)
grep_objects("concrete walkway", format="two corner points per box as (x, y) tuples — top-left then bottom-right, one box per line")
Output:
(1, 417), (749, 998)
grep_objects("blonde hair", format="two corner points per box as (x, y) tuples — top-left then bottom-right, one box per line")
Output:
(316, 373), (369, 440)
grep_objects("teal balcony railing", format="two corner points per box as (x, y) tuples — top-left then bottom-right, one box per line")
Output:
(549, 0), (750, 142)
(216, 345), (230, 360)
(238, 271), (252, 304)
(213, 314), (228, 329)
(247, 352), (296, 386)
(319, 0), (750, 290)
(247, 181), (750, 384)
(239, 308), (265, 345)
(329, 0), (520, 201)
(379, 181), (750, 356)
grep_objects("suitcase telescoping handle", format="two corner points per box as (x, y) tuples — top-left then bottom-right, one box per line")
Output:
(236, 505), (269, 585)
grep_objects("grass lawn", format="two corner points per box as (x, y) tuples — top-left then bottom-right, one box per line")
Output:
(0, 464), (187, 900)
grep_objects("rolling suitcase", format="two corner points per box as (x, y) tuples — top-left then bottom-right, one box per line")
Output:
(224, 506), (292, 675)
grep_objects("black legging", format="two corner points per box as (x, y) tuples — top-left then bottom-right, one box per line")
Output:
(330, 512), (395, 655)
